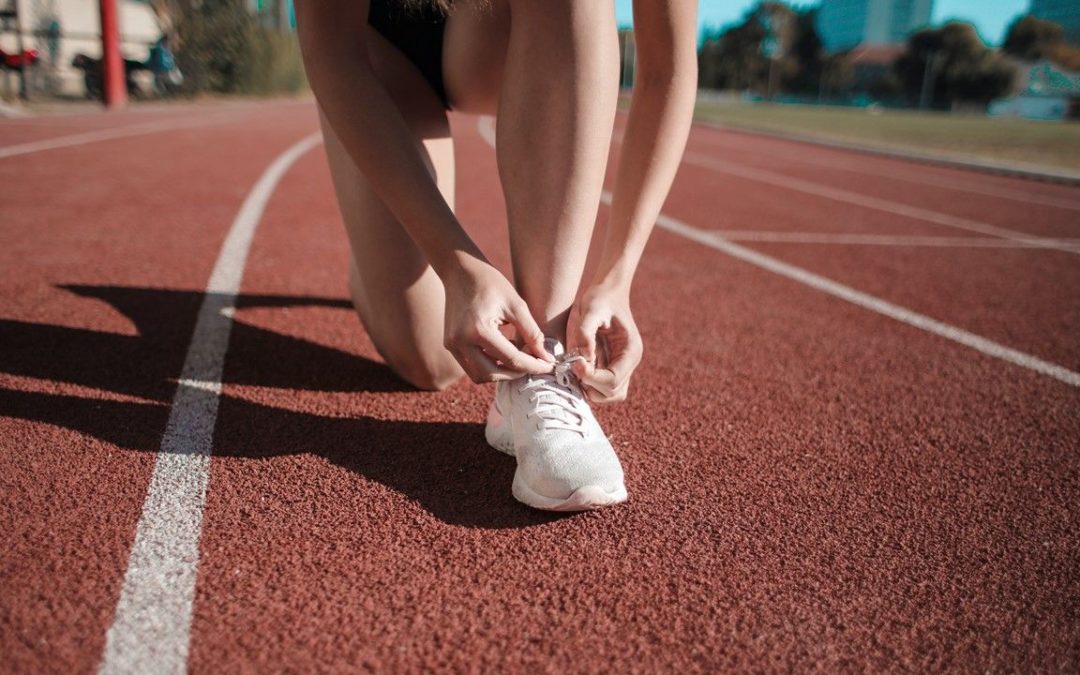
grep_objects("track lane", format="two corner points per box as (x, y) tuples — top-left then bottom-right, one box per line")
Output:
(98, 132), (321, 674)
(659, 161), (1080, 371)
(699, 135), (1080, 214)
(0, 100), (310, 147)
(688, 142), (1080, 241)
(2, 101), (1077, 671)
(649, 126), (1080, 369)
(689, 122), (1080, 203)
(618, 112), (1080, 247)
(671, 123), (1080, 246)
(0, 104), (319, 672)
(179, 107), (1077, 671)
(681, 150), (1079, 251)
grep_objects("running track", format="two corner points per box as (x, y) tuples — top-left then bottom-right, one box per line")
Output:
(2, 100), (1078, 672)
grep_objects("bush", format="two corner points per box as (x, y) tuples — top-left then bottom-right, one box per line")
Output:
(244, 28), (307, 95)
(895, 23), (1017, 109)
(175, 0), (306, 96)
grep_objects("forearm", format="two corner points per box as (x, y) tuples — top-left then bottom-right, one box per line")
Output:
(298, 25), (484, 278)
(596, 67), (697, 291)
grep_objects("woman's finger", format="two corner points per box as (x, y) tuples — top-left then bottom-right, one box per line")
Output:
(460, 347), (521, 383)
(580, 344), (640, 394)
(582, 383), (608, 404)
(582, 381), (629, 405)
(508, 302), (554, 362)
(475, 327), (553, 375)
(581, 364), (619, 397)
(568, 309), (603, 363)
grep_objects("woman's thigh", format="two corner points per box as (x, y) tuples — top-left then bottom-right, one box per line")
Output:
(317, 27), (462, 390)
(442, 0), (510, 115)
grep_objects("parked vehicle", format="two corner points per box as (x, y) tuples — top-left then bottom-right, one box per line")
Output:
(71, 53), (149, 99)
(0, 47), (40, 71)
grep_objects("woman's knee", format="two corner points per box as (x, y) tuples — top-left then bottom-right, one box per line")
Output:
(383, 344), (463, 392)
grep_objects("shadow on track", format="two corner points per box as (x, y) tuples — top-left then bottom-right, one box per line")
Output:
(0, 284), (411, 398)
(0, 285), (561, 529)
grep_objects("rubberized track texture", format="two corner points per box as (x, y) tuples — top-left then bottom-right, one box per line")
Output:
(1, 100), (1078, 673)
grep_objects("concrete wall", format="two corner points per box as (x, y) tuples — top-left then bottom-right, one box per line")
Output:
(1, 0), (160, 98)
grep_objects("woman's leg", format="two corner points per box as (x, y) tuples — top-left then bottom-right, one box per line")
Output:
(319, 28), (463, 391)
(445, 2), (627, 512)
(445, 0), (620, 341)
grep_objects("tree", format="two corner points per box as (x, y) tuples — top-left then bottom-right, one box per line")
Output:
(1003, 15), (1080, 70)
(782, 8), (825, 95)
(894, 22), (1017, 109)
(697, 2), (824, 96)
(174, 0), (257, 94)
(697, 9), (769, 92)
(1003, 15), (1065, 61)
(944, 50), (1018, 105)
(818, 54), (854, 98)
(147, 0), (194, 46)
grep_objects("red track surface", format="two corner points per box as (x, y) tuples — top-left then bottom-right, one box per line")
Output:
(2, 100), (1078, 672)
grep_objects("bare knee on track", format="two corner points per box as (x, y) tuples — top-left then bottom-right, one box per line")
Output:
(382, 344), (463, 392)
(348, 266), (460, 391)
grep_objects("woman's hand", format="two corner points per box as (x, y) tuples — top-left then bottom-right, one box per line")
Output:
(442, 257), (555, 383)
(566, 283), (643, 403)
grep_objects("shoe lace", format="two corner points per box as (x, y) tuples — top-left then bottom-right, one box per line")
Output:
(519, 354), (587, 436)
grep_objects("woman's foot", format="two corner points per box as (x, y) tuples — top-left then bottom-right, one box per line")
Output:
(485, 339), (627, 511)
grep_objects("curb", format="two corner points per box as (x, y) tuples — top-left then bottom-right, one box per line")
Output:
(696, 119), (1080, 187)
(0, 101), (29, 118)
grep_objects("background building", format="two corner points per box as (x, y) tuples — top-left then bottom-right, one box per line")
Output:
(989, 58), (1080, 120)
(817, 0), (934, 52)
(0, 0), (159, 98)
(1029, 0), (1080, 45)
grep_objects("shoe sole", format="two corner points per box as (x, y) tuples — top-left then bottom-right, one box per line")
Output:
(512, 473), (628, 512)
(484, 400), (515, 456)
(489, 395), (628, 512)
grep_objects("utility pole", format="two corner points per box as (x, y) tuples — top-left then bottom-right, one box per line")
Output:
(620, 30), (635, 89)
(0, 0), (29, 99)
(919, 49), (939, 110)
(760, 10), (787, 101)
(275, 0), (290, 31)
(99, 0), (127, 108)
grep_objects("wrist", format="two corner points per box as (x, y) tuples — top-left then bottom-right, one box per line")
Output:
(432, 246), (489, 285)
(591, 259), (636, 297)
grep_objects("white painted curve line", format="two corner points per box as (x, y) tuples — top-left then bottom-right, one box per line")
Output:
(98, 131), (322, 675)
(0, 111), (246, 160)
(710, 230), (1080, 249)
(651, 205), (1080, 388)
(683, 151), (1080, 255)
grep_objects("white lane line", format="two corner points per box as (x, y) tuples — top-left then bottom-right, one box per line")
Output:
(0, 112), (247, 160)
(693, 132), (1080, 213)
(711, 230), (1080, 249)
(654, 205), (1080, 388)
(98, 132), (321, 675)
(476, 116), (1079, 387)
(683, 151), (1080, 254)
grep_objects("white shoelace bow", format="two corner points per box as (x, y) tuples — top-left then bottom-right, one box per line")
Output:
(520, 354), (587, 435)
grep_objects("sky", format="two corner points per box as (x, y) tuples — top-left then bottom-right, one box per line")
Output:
(614, 0), (1032, 46)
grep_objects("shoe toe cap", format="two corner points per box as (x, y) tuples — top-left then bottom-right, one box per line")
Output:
(518, 443), (625, 500)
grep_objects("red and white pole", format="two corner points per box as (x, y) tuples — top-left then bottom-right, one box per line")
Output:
(99, 0), (127, 108)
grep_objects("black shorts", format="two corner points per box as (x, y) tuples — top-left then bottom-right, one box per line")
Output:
(368, 0), (450, 109)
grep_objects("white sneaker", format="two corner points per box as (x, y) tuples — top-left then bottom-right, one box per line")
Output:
(485, 338), (628, 511)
